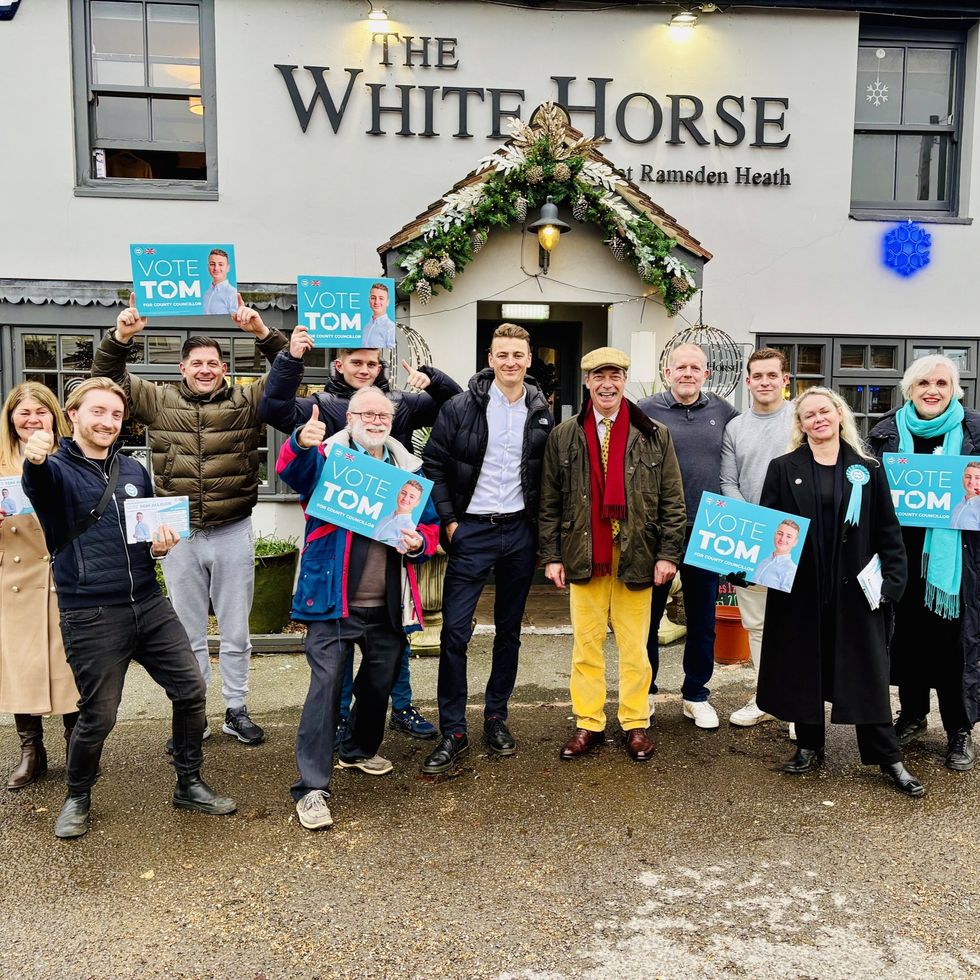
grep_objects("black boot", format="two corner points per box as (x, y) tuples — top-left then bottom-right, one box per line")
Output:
(782, 747), (824, 774)
(54, 792), (91, 839)
(945, 729), (976, 772)
(172, 773), (237, 815)
(880, 762), (926, 797)
(7, 714), (47, 791)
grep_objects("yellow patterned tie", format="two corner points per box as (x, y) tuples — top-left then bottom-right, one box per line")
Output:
(600, 419), (620, 539)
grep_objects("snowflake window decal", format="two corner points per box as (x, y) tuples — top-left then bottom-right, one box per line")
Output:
(882, 221), (931, 278)
(866, 48), (889, 109)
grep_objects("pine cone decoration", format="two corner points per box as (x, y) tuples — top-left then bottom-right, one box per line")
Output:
(637, 262), (651, 280)
(472, 228), (488, 253)
(526, 164), (545, 184)
(440, 254), (456, 279)
(572, 194), (588, 221)
(607, 237), (626, 262)
(415, 279), (432, 305)
(671, 275), (691, 295)
(515, 195), (528, 222)
(554, 162), (572, 181)
(422, 258), (443, 279)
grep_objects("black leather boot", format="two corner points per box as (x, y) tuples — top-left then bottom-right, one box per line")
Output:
(880, 762), (926, 797)
(173, 773), (237, 815)
(782, 747), (824, 774)
(54, 792), (91, 839)
(7, 714), (47, 790)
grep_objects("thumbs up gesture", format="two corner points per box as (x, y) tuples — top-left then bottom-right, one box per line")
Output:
(24, 429), (55, 464)
(232, 294), (270, 339)
(298, 404), (326, 449)
(401, 359), (431, 392)
(116, 292), (148, 343)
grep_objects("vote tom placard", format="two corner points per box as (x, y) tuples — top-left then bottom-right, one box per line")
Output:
(297, 276), (397, 349)
(685, 493), (811, 593)
(130, 244), (238, 317)
(123, 496), (191, 544)
(883, 452), (980, 529)
(0, 476), (33, 516)
(305, 445), (433, 550)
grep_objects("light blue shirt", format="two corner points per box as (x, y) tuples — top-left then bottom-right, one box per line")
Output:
(202, 279), (238, 315)
(373, 510), (416, 549)
(754, 553), (798, 592)
(950, 496), (980, 531)
(362, 315), (396, 349)
(133, 520), (151, 542)
(468, 382), (528, 515)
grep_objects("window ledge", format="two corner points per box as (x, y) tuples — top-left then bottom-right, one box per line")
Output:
(849, 211), (972, 226)
(256, 492), (301, 503)
(74, 183), (218, 202)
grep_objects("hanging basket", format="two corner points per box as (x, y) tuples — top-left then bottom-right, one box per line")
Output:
(659, 296), (743, 398)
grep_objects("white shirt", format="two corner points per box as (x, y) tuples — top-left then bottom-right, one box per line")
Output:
(468, 382), (528, 514)
(593, 408), (619, 449)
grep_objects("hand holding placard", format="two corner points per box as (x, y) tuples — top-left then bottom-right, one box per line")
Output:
(116, 292), (148, 343)
(290, 325), (314, 360)
(24, 429), (54, 464)
(298, 404), (326, 449)
(398, 527), (424, 554)
(150, 524), (180, 557)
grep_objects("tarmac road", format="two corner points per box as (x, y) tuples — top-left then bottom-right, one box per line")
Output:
(1, 636), (978, 980)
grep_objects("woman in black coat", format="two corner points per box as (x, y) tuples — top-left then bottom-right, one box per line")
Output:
(868, 354), (980, 772)
(757, 387), (924, 797)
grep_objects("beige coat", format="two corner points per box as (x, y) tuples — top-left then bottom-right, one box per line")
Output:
(0, 512), (79, 715)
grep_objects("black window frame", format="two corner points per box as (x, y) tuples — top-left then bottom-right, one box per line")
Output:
(70, 0), (219, 200)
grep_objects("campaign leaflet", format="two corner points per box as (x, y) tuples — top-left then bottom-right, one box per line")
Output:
(0, 476), (33, 516)
(297, 276), (397, 349)
(130, 244), (239, 317)
(883, 452), (980, 529)
(305, 445), (433, 551)
(684, 493), (810, 593)
(123, 496), (191, 544)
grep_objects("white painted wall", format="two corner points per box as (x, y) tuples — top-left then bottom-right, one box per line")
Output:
(2, 0), (978, 356)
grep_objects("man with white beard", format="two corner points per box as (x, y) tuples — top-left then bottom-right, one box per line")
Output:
(275, 387), (440, 830)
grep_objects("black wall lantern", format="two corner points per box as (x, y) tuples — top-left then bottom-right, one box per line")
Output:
(527, 196), (570, 275)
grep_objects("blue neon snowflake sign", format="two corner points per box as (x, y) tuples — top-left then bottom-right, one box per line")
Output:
(882, 222), (931, 277)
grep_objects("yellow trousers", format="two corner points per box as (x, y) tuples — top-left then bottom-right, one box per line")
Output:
(568, 545), (653, 732)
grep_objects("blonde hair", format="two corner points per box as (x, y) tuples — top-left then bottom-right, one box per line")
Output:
(64, 377), (129, 418)
(789, 386), (875, 463)
(0, 382), (71, 475)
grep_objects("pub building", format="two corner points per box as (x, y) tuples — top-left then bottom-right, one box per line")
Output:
(0, 0), (978, 539)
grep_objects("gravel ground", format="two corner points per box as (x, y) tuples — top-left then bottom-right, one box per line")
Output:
(1, 636), (978, 980)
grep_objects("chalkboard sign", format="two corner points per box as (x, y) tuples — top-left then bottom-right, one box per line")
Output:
(716, 580), (738, 607)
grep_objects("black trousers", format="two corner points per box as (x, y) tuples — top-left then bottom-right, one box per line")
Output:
(291, 608), (403, 802)
(59, 592), (207, 794)
(795, 720), (902, 766)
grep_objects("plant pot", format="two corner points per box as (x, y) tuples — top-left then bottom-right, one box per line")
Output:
(249, 549), (299, 635)
(408, 548), (449, 656)
(714, 605), (750, 665)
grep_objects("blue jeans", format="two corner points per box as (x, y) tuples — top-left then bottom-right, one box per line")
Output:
(647, 560), (719, 702)
(339, 642), (413, 719)
(58, 592), (207, 793)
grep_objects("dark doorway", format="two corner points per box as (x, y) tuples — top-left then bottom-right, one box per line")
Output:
(477, 319), (583, 421)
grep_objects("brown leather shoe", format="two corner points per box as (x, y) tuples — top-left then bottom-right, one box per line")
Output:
(560, 728), (604, 760)
(625, 728), (654, 762)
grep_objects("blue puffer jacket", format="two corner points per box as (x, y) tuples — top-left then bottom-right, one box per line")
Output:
(276, 430), (439, 626)
(22, 440), (160, 610)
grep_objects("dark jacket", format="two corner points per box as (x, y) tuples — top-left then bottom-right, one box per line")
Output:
(259, 350), (462, 449)
(756, 442), (908, 726)
(538, 400), (687, 586)
(638, 390), (738, 525)
(91, 328), (288, 529)
(868, 407), (980, 725)
(21, 440), (160, 610)
(422, 369), (553, 526)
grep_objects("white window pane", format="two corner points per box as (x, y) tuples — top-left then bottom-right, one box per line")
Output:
(852, 133), (896, 201)
(91, 1), (145, 86)
(855, 46), (903, 125)
(896, 133), (949, 202)
(148, 3), (200, 88)
(150, 61), (201, 88)
(904, 48), (954, 125)
(151, 97), (205, 142)
(96, 94), (150, 140)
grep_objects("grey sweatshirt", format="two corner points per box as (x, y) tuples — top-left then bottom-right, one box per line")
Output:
(719, 400), (795, 504)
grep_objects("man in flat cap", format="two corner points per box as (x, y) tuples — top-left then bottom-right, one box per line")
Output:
(539, 347), (686, 762)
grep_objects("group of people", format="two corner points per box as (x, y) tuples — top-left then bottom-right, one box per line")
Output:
(1, 297), (977, 838)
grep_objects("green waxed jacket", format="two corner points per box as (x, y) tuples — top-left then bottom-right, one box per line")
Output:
(538, 399), (687, 587)
(91, 328), (287, 528)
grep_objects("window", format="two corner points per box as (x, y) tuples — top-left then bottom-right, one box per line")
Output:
(851, 28), (965, 215)
(71, 0), (218, 199)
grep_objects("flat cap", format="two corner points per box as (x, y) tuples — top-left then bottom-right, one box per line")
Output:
(581, 347), (630, 372)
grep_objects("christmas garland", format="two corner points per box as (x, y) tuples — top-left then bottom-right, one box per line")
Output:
(398, 103), (698, 315)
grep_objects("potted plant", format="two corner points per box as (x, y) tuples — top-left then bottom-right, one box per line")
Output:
(249, 533), (299, 635)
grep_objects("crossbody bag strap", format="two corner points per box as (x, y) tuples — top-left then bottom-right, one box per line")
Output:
(53, 453), (122, 556)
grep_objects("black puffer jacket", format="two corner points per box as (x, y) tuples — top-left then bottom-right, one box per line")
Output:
(21, 440), (160, 610)
(259, 350), (462, 449)
(422, 369), (553, 526)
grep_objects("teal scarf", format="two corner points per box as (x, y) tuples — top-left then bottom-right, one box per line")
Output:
(896, 399), (965, 619)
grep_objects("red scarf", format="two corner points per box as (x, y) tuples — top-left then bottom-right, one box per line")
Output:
(584, 403), (628, 577)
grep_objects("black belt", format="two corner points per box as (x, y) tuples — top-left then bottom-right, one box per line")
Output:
(464, 511), (527, 525)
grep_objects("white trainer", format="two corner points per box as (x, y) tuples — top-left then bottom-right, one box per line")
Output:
(296, 790), (333, 830)
(729, 700), (775, 727)
(682, 699), (720, 730)
(788, 722), (797, 742)
(337, 754), (394, 776)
